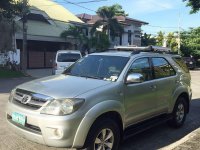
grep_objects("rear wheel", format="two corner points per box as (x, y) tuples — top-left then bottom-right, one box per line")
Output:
(169, 97), (188, 128)
(84, 118), (120, 150)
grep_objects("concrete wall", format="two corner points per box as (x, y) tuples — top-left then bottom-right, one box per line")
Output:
(0, 49), (20, 65)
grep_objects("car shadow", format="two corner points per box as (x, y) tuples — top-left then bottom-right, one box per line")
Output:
(120, 98), (200, 150)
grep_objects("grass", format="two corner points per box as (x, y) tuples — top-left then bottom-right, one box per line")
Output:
(0, 68), (25, 78)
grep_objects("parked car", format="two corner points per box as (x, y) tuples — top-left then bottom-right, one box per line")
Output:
(183, 57), (196, 70)
(6, 46), (192, 150)
(52, 50), (82, 75)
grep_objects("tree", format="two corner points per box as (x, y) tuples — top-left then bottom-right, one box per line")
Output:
(61, 25), (89, 52)
(91, 4), (126, 40)
(0, 19), (13, 52)
(156, 31), (165, 46)
(180, 27), (200, 58)
(0, 0), (26, 52)
(61, 25), (88, 43)
(141, 33), (156, 46)
(183, 0), (200, 13)
(0, 0), (24, 20)
(89, 32), (110, 51)
(166, 32), (178, 52)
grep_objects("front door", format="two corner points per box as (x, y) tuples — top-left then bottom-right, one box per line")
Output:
(124, 57), (157, 126)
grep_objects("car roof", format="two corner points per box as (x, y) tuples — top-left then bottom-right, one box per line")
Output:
(135, 52), (180, 58)
(89, 51), (180, 58)
(90, 51), (133, 57)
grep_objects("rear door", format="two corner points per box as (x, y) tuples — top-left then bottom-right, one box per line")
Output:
(151, 57), (177, 113)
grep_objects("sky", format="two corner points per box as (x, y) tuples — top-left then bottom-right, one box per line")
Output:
(56, 0), (200, 35)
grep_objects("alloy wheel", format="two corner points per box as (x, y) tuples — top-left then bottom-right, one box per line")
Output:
(176, 103), (185, 123)
(94, 128), (114, 150)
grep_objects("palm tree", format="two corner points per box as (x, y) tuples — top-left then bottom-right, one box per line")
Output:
(156, 31), (165, 46)
(61, 25), (88, 49)
(91, 4), (126, 40)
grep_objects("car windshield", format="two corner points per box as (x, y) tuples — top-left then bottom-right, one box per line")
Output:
(63, 55), (129, 81)
(57, 53), (81, 62)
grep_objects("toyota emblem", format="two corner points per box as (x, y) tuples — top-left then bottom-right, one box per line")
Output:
(21, 95), (31, 104)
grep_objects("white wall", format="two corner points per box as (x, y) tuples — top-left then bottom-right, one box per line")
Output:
(0, 53), (6, 65)
(87, 22), (143, 47)
(8, 49), (20, 64)
(121, 24), (142, 46)
(0, 49), (20, 65)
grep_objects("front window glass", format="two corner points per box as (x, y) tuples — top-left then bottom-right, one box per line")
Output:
(63, 55), (129, 81)
(128, 58), (152, 81)
(152, 57), (176, 79)
(57, 53), (81, 62)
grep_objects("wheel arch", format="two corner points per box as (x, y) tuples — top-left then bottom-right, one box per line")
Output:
(72, 100), (124, 148)
(171, 85), (191, 114)
(177, 92), (190, 113)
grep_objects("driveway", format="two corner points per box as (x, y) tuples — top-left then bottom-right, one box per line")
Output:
(0, 70), (200, 150)
(26, 69), (52, 78)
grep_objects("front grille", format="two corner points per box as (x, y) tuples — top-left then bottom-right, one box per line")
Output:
(12, 89), (53, 110)
(7, 114), (42, 134)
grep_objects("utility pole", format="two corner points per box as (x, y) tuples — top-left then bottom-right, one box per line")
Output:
(22, 0), (27, 73)
(178, 11), (181, 55)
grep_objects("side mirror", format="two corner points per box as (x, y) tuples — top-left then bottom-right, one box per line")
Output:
(126, 73), (144, 84)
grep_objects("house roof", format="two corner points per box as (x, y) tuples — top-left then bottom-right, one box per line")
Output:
(76, 13), (93, 20)
(28, 0), (83, 23)
(125, 17), (149, 25)
(76, 13), (148, 25)
(16, 0), (85, 41)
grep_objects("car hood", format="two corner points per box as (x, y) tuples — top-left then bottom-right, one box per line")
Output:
(17, 74), (111, 98)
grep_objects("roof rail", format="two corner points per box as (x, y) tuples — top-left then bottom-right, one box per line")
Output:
(113, 45), (173, 54)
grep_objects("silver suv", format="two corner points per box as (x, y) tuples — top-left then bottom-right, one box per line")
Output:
(6, 47), (192, 150)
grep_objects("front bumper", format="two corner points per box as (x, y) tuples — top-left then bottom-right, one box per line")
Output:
(6, 101), (84, 148)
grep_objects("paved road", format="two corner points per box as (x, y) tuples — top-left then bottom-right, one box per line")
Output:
(0, 71), (200, 150)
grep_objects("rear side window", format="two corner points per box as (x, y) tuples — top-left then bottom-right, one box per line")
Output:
(152, 57), (176, 79)
(173, 57), (189, 73)
(57, 53), (81, 62)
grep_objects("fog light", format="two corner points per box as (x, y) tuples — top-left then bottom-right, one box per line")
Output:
(54, 128), (63, 138)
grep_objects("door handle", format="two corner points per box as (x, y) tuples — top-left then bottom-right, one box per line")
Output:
(150, 85), (157, 89)
(175, 80), (180, 83)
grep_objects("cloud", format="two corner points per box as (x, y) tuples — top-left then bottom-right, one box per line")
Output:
(123, 0), (179, 15)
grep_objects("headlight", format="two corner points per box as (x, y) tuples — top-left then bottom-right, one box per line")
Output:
(40, 98), (85, 116)
(9, 88), (16, 102)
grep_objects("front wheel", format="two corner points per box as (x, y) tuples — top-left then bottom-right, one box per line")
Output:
(169, 97), (188, 128)
(84, 118), (120, 150)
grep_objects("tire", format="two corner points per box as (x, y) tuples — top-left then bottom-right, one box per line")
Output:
(168, 97), (188, 128)
(84, 118), (120, 150)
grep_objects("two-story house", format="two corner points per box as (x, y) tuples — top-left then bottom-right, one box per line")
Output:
(77, 13), (149, 47)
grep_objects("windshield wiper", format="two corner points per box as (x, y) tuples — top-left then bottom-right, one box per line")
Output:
(63, 73), (80, 77)
(81, 75), (102, 80)
(64, 73), (103, 80)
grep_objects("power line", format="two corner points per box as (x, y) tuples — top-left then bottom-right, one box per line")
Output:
(62, 0), (97, 12)
(38, 0), (107, 8)
(147, 24), (178, 29)
(74, 0), (108, 4)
